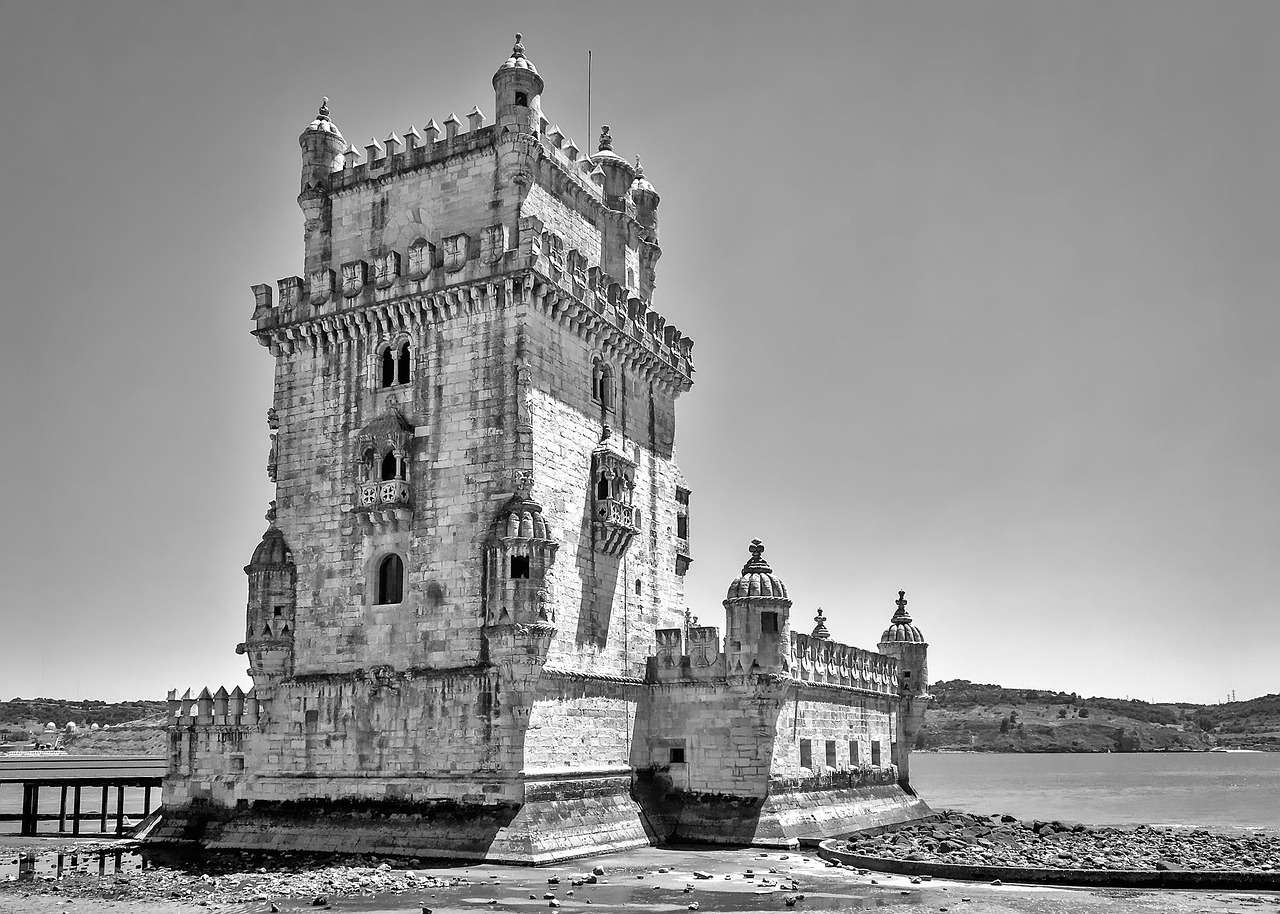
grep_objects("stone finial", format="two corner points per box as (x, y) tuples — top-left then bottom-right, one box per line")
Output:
(443, 112), (463, 140)
(635, 155), (643, 175)
(318, 97), (331, 121)
(404, 125), (423, 150)
(384, 132), (404, 156)
(891, 590), (912, 624)
(265, 500), (277, 525)
(467, 106), (486, 131)
(424, 119), (441, 143)
(812, 607), (831, 640)
(598, 125), (613, 152)
(741, 539), (772, 575)
(365, 136), (383, 162)
(512, 32), (526, 59)
(342, 143), (359, 167)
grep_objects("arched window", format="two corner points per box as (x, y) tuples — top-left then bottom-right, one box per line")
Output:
(381, 347), (396, 388)
(377, 554), (404, 605)
(596, 472), (610, 501)
(380, 451), (404, 481)
(380, 342), (411, 388)
(591, 359), (604, 402)
(397, 343), (411, 384)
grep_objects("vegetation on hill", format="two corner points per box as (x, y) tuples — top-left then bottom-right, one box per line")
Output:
(914, 680), (1259, 753)
(0, 697), (167, 747)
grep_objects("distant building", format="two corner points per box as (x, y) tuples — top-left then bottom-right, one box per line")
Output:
(158, 37), (931, 862)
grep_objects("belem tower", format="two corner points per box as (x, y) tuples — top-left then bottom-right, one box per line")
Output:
(156, 36), (933, 863)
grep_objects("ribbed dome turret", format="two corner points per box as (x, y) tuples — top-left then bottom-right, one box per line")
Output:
(301, 97), (344, 142)
(725, 539), (788, 600)
(246, 526), (293, 570)
(493, 33), (544, 92)
(630, 156), (658, 199)
(592, 126), (635, 171)
(499, 495), (551, 540)
(880, 590), (926, 644)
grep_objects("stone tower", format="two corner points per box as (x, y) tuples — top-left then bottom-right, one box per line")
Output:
(878, 591), (930, 786)
(162, 35), (697, 862)
(160, 37), (935, 861)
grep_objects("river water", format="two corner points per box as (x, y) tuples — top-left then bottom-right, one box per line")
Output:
(912, 750), (1280, 831)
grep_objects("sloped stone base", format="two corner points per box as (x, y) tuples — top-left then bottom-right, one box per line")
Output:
(149, 775), (657, 865)
(658, 783), (932, 848)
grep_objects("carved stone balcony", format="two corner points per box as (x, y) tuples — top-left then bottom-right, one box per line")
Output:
(676, 537), (693, 576)
(593, 497), (640, 556)
(356, 479), (411, 530)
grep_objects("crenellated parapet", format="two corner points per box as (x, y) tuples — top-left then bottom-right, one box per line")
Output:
(165, 686), (263, 779)
(789, 634), (898, 695)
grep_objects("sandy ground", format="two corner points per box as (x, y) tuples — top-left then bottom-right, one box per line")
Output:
(2, 836), (1279, 914)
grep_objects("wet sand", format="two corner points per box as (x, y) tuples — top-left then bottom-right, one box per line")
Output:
(2, 836), (1279, 914)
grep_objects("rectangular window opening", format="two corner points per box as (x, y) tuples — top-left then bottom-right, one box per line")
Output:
(304, 709), (319, 735)
(510, 555), (530, 579)
(273, 606), (284, 617)
(669, 746), (685, 764)
(850, 740), (860, 765)
(761, 612), (779, 634)
(799, 738), (812, 770)
(871, 739), (882, 767)
(825, 740), (837, 769)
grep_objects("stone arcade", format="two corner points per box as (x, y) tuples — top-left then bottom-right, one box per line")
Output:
(156, 37), (933, 863)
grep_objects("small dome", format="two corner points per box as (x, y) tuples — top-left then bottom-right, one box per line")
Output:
(630, 156), (658, 197)
(302, 98), (344, 140)
(725, 539), (789, 601)
(499, 496), (551, 541)
(248, 526), (293, 569)
(591, 125), (635, 172)
(880, 590), (926, 644)
(494, 34), (543, 87)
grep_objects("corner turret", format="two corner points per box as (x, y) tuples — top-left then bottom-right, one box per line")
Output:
(878, 590), (930, 786)
(723, 540), (791, 677)
(236, 502), (297, 688)
(298, 98), (345, 276)
(492, 33), (544, 133)
(299, 97), (345, 195)
(493, 34), (543, 187)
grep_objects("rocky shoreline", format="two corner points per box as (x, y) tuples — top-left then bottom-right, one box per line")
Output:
(831, 811), (1280, 872)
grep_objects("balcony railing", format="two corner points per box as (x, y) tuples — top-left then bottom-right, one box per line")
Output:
(358, 479), (410, 508)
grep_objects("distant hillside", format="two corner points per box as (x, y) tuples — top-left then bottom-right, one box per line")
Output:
(1190, 693), (1280, 750)
(0, 697), (167, 753)
(916, 680), (1220, 753)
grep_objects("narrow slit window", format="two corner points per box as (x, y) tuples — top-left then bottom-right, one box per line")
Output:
(871, 740), (882, 767)
(850, 740), (860, 765)
(825, 740), (837, 769)
(799, 738), (812, 770)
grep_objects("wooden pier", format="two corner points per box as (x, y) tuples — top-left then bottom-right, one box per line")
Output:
(0, 756), (166, 836)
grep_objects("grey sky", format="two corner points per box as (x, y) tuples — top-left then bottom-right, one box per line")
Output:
(1, 1), (1275, 704)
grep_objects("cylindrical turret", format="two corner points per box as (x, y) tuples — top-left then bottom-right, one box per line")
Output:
(493, 35), (544, 187)
(592, 126), (637, 210)
(631, 156), (660, 238)
(298, 98), (346, 195)
(722, 539), (792, 677)
(492, 33), (545, 136)
(878, 590), (929, 787)
(236, 518), (297, 684)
